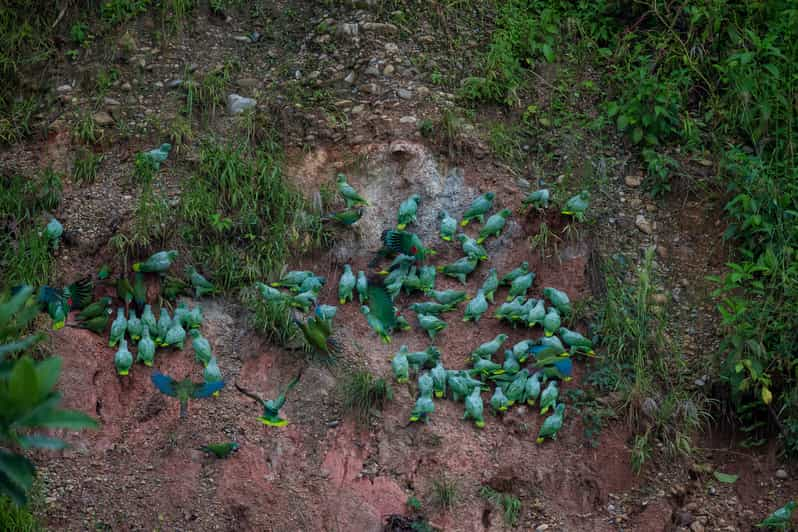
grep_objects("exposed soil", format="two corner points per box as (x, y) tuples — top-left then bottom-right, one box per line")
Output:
(4, 1), (796, 531)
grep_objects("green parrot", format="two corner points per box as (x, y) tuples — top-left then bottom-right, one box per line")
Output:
(324, 207), (363, 226)
(199, 442), (239, 458)
(543, 287), (572, 316)
(397, 194), (421, 230)
(298, 275), (326, 295)
(204, 356), (223, 397)
(356, 271), (368, 303)
(447, 371), (484, 402)
(132, 272), (147, 310)
(430, 289), (467, 306)
(406, 346), (441, 371)
(133, 250), (178, 273)
(471, 333), (508, 361)
(77, 296), (111, 321)
(235, 374), (301, 426)
(510, 339), (532, 364)
(418, 313), (446, 341)
(417, 265), (436, 293)
(186, 265), (215, 298)
(562, 190), (589, 221)
(45, 218), (63, 250)
(537, 403), (565, 444)
(409, 390), (435, 423)
(336, 173), (369, 207)
(460, 192), (495, 226)
(500, 262), (529, 286)
(256, 282), (287, 303)
(539, 381), (559, 414)
(293, 314), (340, 356)
(503, 368), (528, 405)
(526, 298), (546, 328)
(141, 304), (157, 334)
(464, 386), (485, 428)
(559, 327), (595, 356)
(151, 372), (225, 419)
(190, 328), (212, 366)
(463, 289), (488, 323)
(542, 307), (561, 337)
(114, 339), (133, 376)
(380, 230), (435, 261)
(381, 254), (417, 275)
(417, 371), (434, 397)
(73, 307), (112, 334)
(46, 298), (68, 331)
(127, 309), (143, 341)
(155, 307), (172, 346)
(116, 277), (133, 308)
(438, 210), (457, 241)
(470, 358), (504, 377)
(364, 282), (405, 342)
(57, 277), (94, 311)
(524, 372), (544, 405)
(501, 349), (521, 375)
(270, 270), (314, 290)
(338, 264), (355, 304)
(109, 307), (127, 347)
(315, 304), (337, 322)
(289, 290), (317, 313)
(507, 271), (535, 301)
(477, 209), (511, 244)
(185, 305), (203, 329)
(494, 297), (526, 323)
(756, 500), (796, 530)
(392, 346), (410, 383)
(522, 188), (550, 210)
(490, 385), (510, 413)
(97, 264), (111, 280)
(162, 274), (188, 302)
(481, 268), (499, 304)
(165, 320), (186, 350)
(396, 314), (412, 331)
(409, 301), (453, 316)
(143, 143), (172, 170)
(174, 302), (189, 327)
(136, 326), (155, 367)
(437, 255), (478, 284)
(361, 305), (391, 343)
(30, 286), (69, 330)
(431, 362), (447, 398)
(457, 233), (488, 261)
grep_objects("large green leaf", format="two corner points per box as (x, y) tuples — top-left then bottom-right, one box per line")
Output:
(0, 449), (34, 498)
(0, 334), (42, 361)
(713, 471), (739, 483)
(35, 356), (62, 395)
(17, 408), (98, 430)
(17, 434), (67, 450)
(8, 357), (38, 406)
(0, 469), (29, 506)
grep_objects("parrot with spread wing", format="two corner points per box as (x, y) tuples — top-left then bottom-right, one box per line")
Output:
(151, 372), (224, 419)
(235, 374), (301, 426)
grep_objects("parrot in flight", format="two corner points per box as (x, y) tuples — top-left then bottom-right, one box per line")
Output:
(337, 174), (369, 207)
(379, 230), (435, 261)
(397, 194), (420, 230)
(151, 372), (224, 419)
(235, 374), (301, 426)
(133, 250), (177, 274)
(199, 442), (239, 458)
(460, 192), (495, 226)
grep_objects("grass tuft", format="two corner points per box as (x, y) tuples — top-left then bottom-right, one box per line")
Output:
(430, 477), (458, 512)
(479, 486), (521, 527)
(342, 371), (393, 426)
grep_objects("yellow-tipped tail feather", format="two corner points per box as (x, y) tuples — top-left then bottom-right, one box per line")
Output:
(53, 321), (65, 330)
(475, 420), (485, 428)
(434, 391), (443, 398)
(460, 219), (469, 227)
(259, 417), (289, 427)
(536, 437), (545, 444)
(132, 263), (141, 272)
(118, 370), (129, 376)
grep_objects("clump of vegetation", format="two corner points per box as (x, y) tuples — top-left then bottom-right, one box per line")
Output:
(479, 486), (521, 527)
(430, 477), (458, 512)
(0, 495), (41, 531)
(341, 371), (393, 426)
(243, 288), (296, 347)
(73, 149), (103, 184)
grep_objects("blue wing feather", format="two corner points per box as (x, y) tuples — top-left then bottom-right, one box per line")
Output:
(192, 380), (225, 398)
(151, 372), (178, 397)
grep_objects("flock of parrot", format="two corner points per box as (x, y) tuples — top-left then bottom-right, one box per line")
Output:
(254, 174), (594, 444)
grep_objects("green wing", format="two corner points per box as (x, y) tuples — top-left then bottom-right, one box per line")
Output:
(366, 281), (397, 331)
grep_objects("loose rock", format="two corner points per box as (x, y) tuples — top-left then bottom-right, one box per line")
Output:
(635, 214), (653, 235)
(92, 111), (114, 126)
(397, 88), (412, 100)
(775, 468), (788, 480)
(625, 175), (643, 187)
(227, 93), (256, 114)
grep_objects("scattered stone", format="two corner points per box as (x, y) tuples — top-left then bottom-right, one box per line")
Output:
(360, 83), (378, 94)
(121, 82), (132, 91)
(154, 81), (164, 88)
(635, 214), (653, 235)
(535, 525), (549, 532)
(651, 293), (667, 305)
(416, 86), (430, 97)
(696, 158), (713, 167)
(690, 522), (705, 532)
(226, 93), (256, 114)
(351, 104), (365, 114)
(338, 23), (359, 37)
(397, 88), (412, 100)
(399, 116), (417, 124)
(676, 511), (695, 526)
(625, 175), (643, 187)
(166, 79), (183, 89)
(694, 378), (705, 387)
(364, 64), (380, 76)
(775, 469), (788, 480)
(708, 486), (717, 496)
(103, 97), (120, 107)
(656, 245), (668, 259)
(361, 22), (398, 34)
(383, 64), (395, 76)
(92, 111), (114, 126)
(384, 42), (399, 54)
(344, 71), (356, 84)
(56, 84), (72, 93)
(335, 99), (353, 108)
